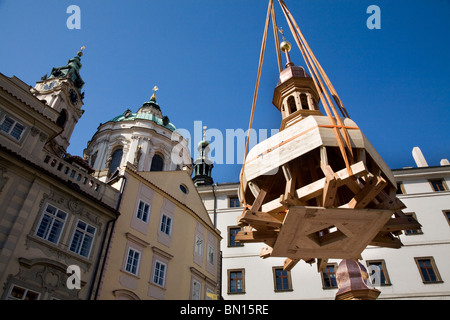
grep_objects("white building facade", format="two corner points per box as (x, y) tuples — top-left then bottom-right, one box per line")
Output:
(197, 155), (450, 300)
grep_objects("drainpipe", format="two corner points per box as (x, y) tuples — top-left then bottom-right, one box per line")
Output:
(89, 175), (126, 300)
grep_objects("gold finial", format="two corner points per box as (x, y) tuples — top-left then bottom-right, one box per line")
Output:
(151, 85), (159, 100)
(203, 126), (207, 140)
(77, 46), (86, 57)
(278, 27), (291, 53)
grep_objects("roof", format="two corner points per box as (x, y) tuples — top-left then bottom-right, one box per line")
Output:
(110, 111), (176, 131)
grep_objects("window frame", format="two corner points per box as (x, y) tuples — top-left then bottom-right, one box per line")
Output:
(0, 114), (26, 141)
(429, 179), (448, 192)
(152, 260), (167, 287)
(414, 257), (443, 284)
(194, 234), (204, 257)
(227, 269), (245, 294)
(272, 267), (293, 292)
(321, 263), (338, 289)
(124, 247), (141, 276)
(443, 210), (450, 226)
(228, 226), (244, 247)
(7, 285), (40, 300)
(35, 203), (68, 245)
(136, 200), (151, 223)
(366, 259), (392, 286)
(69, 219), (96, 258)
(160, 213), (172, 236)
(228, 196), (240, 208)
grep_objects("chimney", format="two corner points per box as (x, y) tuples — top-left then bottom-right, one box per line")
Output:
(412, 147), (428, 167)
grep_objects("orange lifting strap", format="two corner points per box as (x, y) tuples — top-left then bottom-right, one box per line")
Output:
(240, 0), (354, 206)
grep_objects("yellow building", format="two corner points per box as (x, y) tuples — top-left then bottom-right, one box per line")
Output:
(96, 164), (221, 300)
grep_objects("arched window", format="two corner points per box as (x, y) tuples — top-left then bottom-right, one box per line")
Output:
(150, 154), (164, 172)
(56, 109), (67, 128)
(108, 148), (123, 175)
(287, 96), (297, 114)
(300, 94), (309, 110)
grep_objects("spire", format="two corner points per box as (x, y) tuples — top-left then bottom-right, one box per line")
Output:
(192, 126), (214, 186)
(47, 46), (85, 93)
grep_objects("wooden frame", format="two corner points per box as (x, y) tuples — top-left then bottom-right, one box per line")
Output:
(414, 257), (443, 284)
(320, 263), (338, 289)
(227, 268), (245, 294)
(366, 259), (392, 286)
(272, 266), (293, 292)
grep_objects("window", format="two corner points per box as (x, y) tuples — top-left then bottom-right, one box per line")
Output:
(228, 269), (245, 294)
(194, 235), (204, 256)
(287, 95), (297, 113)
(429, 179), (448, 192)
(273, 267), (293, 292)
(108, 148), (123, 176)
(160, 214), (172, 235)
(228, 227), (243, 247)
(56, 109), (67, 128)
(321, 264), (338, 289)
(415, 257), (443, 283)
(443, 210), (450, 226)
(404, 212), (422, 235)
(125, 248), (141, 275)
(136, 200), (150, 223)
(191, 279), (202, 300)
(396, 182), (406, 194)
(150, 154), (164, 171)
(300, 93), (308, 110)
(7, 285), (40, 300)
(207, 245), (215, 265)
(1, 115), (25, 140)
(229, 196), (240, 208)
(36, 204), (67, 244)
(367, 260), (391, 286)
(153, 261), (167, 287)
(70, 220), (96, 258)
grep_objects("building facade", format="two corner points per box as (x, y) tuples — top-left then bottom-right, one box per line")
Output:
(0, 51), (121, 300)
(197, 153), (450, 300)
(84, 91), (222, 300)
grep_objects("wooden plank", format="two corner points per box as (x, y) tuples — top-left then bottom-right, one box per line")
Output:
(250, 178), (274, 212)
(307, 229), (347, 247)
(321, 164), (339, 207)
(381, 212), (421, 232)
(369, 233), (402, 249)
(348, 175), (387, 209)
(238, 209), (283, 228)
(235, 230), (278, 243)
(260, 247), (273, 259)
(317, 258), (328, 273)
(283, 258), (300, 271)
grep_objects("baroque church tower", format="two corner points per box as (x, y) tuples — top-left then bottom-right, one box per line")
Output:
(83, 87), (192, 183)
(31, 47), (86, 157)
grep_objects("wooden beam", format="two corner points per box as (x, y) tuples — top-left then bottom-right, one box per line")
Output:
(321, 164), (339, 207)
(381, 212), (421, 232)
(348, 175), (387, 209)
(260, 247), (273, 259)
(235, 229), (278, 243)
(317, 258), (329, 273)
(283, 258), (300, 271)
(238, 209), (283, 228)
(369, 233), (402, 249)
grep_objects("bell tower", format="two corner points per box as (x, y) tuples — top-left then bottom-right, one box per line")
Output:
(192, 126), (214, 186)
(31, 47), (86, 156)
(272, 40), (322, 130)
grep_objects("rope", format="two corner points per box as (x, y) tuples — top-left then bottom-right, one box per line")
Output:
(239, 0), (273, 206)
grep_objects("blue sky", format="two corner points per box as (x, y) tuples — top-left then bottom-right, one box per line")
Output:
(1, 0), (449, 183)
